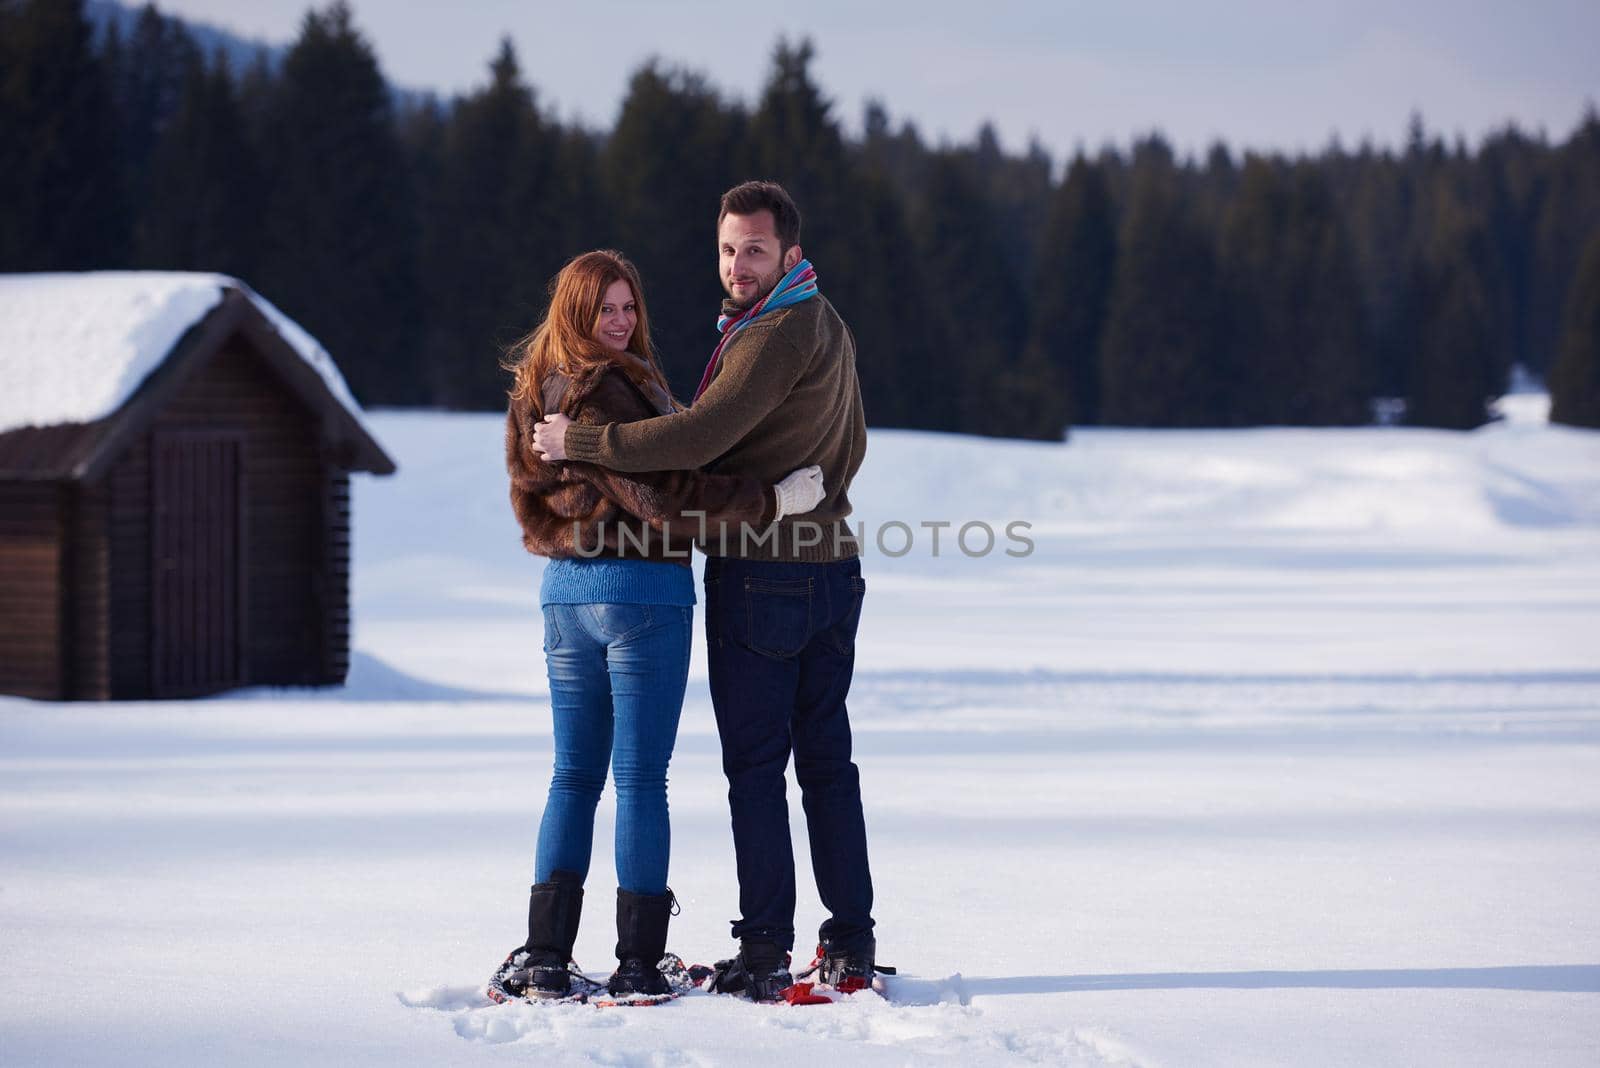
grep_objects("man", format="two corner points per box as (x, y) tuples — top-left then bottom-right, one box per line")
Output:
(532, 180), (878, 1001)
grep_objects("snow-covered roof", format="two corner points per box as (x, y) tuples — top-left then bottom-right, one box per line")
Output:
(0, 271), (368, 436)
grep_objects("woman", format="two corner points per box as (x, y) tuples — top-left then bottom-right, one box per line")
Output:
(489, 250), (824, 1004)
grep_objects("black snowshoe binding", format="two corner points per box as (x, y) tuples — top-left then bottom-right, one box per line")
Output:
(796, 937), (897, 995)
(707, 940), (794, 1003)
(486, 947), (596, 1004)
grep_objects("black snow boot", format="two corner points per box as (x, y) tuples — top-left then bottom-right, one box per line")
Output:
(605, 888), (675, 998)
(487, 869), (585, 1001)
(708, 939), (793, 1002)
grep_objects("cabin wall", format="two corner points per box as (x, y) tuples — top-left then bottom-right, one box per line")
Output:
(0, 482), (64, 699)
(105, 334), (333, 697)
(106, 431), (152, 697)
(64, 482), (110, 700)
(321, 469), (351, 685)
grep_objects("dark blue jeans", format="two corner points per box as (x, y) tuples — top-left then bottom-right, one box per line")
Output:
(534, 603), (692, 895)
(703, 555), (875, 954)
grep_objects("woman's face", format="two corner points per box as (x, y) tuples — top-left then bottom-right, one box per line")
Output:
(594, 279), (637, 352)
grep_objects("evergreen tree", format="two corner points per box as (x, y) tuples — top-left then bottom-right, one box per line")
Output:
(136, 52), (263, 277)
(1185, 140), (1240, 248)
(233, 45), (276, 139)
(741, 38), (858, 307)
(107, 3), (200, 220)
(1532, 109), (1600, 371)
(1434, 130), (1517, 395)
(743, 38), (848, 214)
(911, 152), (1036, 437)
(1099, 158), (1227, 426)
(1218, 156), (1286, 422)
(1220, 158), (1368, 425)
(1343, 148), (1413, 397)
(969, 123), (1054, 287)
(550, 127), (606, 273)
(1202, 141), (1239, 214)
(853, 101), (945, 429)
(1549, 231), (1600, 428)
(0, 0), (123, 270)
(842, 168), (944, 431)
(601, 60), (745, 394)
(859, 100), (928, 202)
(257, 2), (421, 404)
(1293, 165), (1372, 424)
(1024, 154), (1117, 426)
(1406, 205), (1499, 429)
(416, 38), (563, 408)
(397, 91), (446, 219)
(1477, 127), (1546, 375)
(742, 40), (871, 303)
(1387, 115), (1450, 400)
(744, 39), (945, 434)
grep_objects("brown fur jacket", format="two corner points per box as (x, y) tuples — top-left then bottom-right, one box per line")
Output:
(506, 359), (776, 563)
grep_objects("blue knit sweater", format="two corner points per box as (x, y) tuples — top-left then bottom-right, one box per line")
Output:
(540, 557), (696, 607)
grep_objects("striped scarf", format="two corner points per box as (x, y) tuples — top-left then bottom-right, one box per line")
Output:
(692, 259), (819, 402)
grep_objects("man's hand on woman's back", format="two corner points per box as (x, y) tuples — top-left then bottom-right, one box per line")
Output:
(774, 465), (825, 520)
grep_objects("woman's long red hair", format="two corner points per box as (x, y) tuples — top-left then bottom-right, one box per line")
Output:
(506, 250), (675, 409)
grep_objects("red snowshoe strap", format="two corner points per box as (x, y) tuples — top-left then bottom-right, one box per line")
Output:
(780, 982), (834, 1006)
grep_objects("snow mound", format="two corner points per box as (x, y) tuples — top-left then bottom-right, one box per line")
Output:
(396, 984), (493, 1012)
(850, 423), (1600, 537)
(0, 271), (367, 435)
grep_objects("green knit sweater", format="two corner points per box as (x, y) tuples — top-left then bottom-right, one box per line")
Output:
(563, 294), (867, 562)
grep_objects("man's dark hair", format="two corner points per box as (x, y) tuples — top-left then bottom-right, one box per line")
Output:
(718, 180), (802, 251)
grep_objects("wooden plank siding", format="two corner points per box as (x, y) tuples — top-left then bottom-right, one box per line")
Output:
(65, 481), (110, 700)
(0, 482), (63, 699)
(321, 470), (351, 684)
(150, 432), (245, 697)
(106, 433), (152, 697)
(101, 333), (338, 696)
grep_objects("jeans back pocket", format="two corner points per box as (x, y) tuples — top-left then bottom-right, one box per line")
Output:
(586, 602), (655, 644)
(743, 577), (813, 658)
(541, 605), (563, 652)
(826, 575), (866, 655)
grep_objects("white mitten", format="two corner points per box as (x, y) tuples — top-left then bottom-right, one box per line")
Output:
(773, 465), (825, 520)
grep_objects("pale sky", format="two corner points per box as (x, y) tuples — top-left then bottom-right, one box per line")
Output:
(145, 0), (1598, 159)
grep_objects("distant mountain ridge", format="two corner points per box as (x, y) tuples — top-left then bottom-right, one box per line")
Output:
(86, 0), (436, 109)
(86, 0), (283, 74)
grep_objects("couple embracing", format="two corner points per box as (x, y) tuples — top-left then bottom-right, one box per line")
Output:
(491, 181), (880, 1005)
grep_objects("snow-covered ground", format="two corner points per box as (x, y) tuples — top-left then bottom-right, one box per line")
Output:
(4, 403), (1598, 1066)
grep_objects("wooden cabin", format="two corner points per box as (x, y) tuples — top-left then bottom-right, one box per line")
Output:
(0, 273), (395, 700)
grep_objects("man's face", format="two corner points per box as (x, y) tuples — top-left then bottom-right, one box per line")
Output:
(718, 210), (802, 309)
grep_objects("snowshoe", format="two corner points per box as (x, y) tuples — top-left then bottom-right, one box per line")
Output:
(660, 952), (715, 991)
(485, 946), (598, 1005)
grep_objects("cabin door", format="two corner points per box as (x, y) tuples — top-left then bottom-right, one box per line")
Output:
(151, 431), (245, 697)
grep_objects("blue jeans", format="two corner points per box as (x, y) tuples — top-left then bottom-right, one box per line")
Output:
(534, 603), (692, 895)
(703, 556), (875, 953)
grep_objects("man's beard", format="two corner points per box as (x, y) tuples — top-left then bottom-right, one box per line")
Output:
(726, 262), (785, 310)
